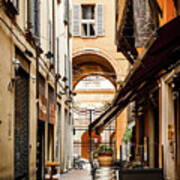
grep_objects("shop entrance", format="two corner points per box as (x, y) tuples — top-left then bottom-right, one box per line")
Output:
(14, 68), (29, 180)
(36, 121), (45, 179)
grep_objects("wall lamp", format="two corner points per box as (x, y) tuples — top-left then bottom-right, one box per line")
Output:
(45, 51), (54, 59)
(65, 85), (69, 90)
(31, 74), (36, 83)
(62, 76), (68, 82)
(12, 58), (20, 71)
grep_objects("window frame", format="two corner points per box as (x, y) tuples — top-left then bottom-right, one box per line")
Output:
(13, 0), (19, 11)
(81, 5), (96, 38)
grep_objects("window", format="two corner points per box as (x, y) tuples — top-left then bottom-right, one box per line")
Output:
(73, 4), (104, 37)
(81, 5), (95, 37)
(64, 0), (69, 24)
(30, 0), (41, 42)
(13, 0), (19, 10)
(4, 0), (19, 18)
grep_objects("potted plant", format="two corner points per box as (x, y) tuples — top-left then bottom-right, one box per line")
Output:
(97, 144), (113, 167)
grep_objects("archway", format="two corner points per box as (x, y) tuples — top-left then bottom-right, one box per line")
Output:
(72, 51), (118, 160)
(73, 52), (117, 90)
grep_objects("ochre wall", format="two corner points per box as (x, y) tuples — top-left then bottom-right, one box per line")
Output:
(72, 0), (129, 84)
(158, 0), (177, 26)
(115, 109), (128, 160)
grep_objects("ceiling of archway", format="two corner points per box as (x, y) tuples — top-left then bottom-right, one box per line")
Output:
(73, 76), (116, 110)
(73, 53), (117, 88)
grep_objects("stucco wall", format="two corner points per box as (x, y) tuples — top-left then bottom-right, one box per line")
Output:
(72, 0), (129, 82)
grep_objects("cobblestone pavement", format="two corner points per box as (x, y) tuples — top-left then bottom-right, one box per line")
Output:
(61, 169), (92, 180)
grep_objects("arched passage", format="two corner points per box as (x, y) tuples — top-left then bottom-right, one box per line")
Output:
(72, 51), (118, 160)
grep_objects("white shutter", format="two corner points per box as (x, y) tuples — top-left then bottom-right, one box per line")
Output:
(57, 38), (60, 73)
(13, 0), (17, 8)
(96, 4), (104, 36)
(73, 4), (80, 36)
(49, 20), (52, 51)
(32, 0), (35, 34)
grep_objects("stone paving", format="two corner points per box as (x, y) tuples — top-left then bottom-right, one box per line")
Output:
(61, 169), (92, 180)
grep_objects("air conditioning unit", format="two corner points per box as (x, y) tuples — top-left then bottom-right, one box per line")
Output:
(4, 0), (19, 18)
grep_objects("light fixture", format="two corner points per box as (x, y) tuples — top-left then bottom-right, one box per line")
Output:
(45, 51), (54, 59)
(31, 74), (36, 83)
(62, 76), (68, 82)
(12, 58), (20, 71)
(65, 85), (69, 90)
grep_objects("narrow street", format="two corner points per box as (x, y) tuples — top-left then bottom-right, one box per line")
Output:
(61, 170), (92, 180)
(0, 0), (180, 180)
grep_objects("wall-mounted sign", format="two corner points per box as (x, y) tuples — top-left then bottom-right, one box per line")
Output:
(49, 103), (55, 124)
(39, 95), (47, 121)
(168, 124), (174, 140)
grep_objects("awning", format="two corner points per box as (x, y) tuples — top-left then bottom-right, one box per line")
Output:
(89, 16), (180, 132)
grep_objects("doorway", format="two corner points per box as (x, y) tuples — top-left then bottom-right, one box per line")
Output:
(36, 121), (45, 180)
(14, 68), (29, 180)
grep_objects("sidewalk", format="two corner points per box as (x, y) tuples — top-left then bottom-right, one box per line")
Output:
(61, 169), (92, 180)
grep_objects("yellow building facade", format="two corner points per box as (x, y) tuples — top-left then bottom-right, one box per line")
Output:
(72, 0), (129, 160)
(0, 0), (73, 179)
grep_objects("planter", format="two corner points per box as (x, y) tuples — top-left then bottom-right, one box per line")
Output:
(98, 153), (113, 167)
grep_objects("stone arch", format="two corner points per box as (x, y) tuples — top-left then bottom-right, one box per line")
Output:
(73, 49), (117, 89)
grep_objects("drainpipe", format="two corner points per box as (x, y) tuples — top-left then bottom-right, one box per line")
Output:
(52, 0), (56, 161)
(36, 48), (39, 100)
(52, 0), (56, 70)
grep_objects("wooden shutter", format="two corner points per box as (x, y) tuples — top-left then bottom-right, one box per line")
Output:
(96, 4), (104, 36)
(73, 4), (80, 36)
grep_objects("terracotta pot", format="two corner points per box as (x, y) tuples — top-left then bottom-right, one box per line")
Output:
(98, 153), (113, 167)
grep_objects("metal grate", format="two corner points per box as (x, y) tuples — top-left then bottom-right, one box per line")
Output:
(14, 69), (29, 180)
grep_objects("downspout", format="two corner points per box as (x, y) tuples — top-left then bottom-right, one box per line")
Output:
(52, 0), (56, 161)
(52, 0), (56, 71)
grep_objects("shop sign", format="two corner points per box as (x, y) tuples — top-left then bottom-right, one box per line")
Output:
(49, 103), (55, 124)
(39, 95), (47, 121)
(168, 124), (174, 140)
